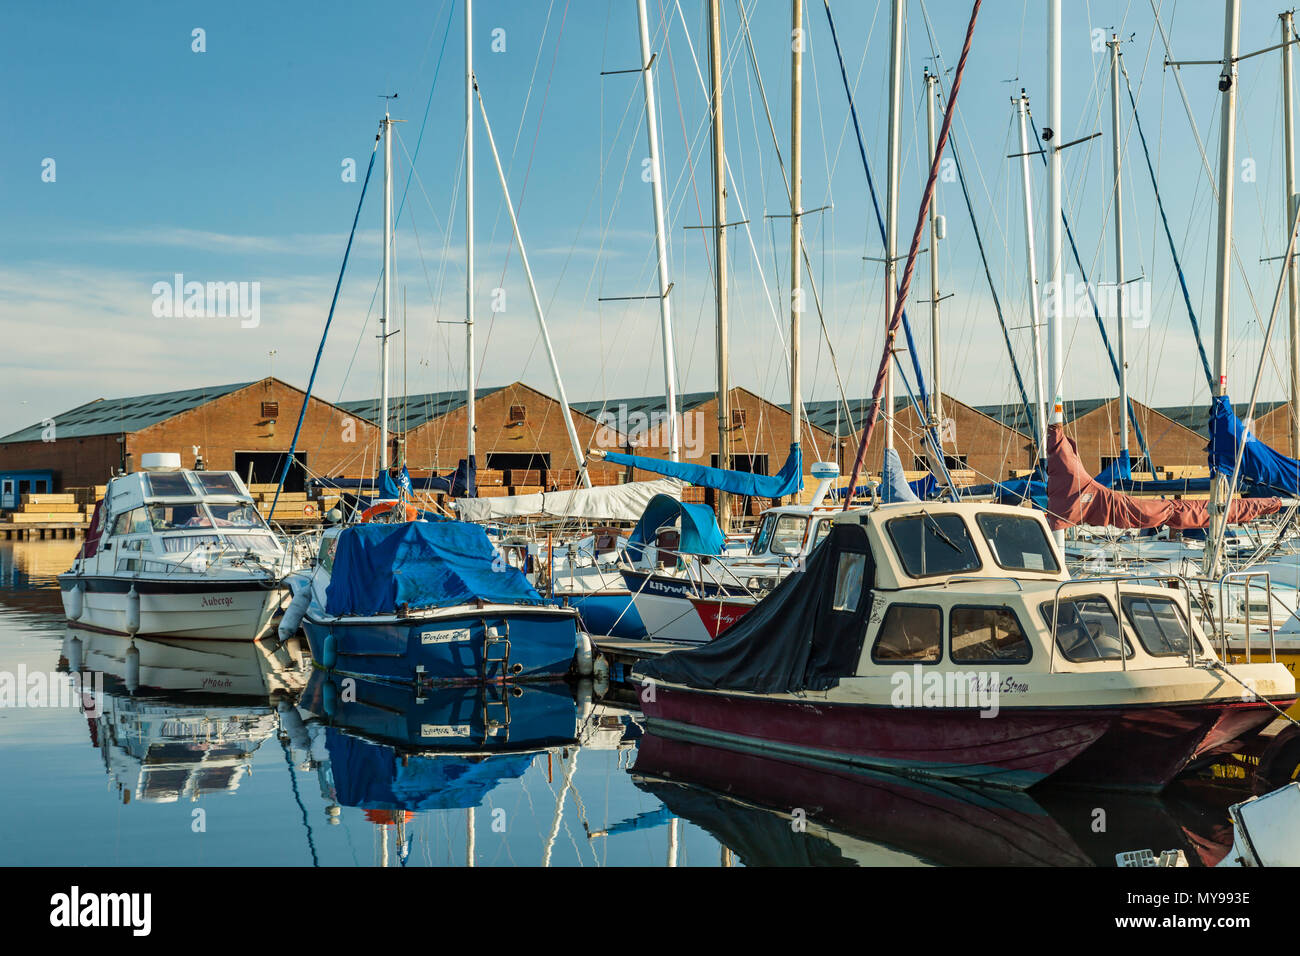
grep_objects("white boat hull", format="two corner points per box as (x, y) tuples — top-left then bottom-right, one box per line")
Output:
(59, 576), (285, 641)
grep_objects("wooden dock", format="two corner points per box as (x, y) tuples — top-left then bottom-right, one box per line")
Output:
(0, 522), (85, 540)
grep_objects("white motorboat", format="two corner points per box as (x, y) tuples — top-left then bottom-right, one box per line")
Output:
(57, 453), (290, 641)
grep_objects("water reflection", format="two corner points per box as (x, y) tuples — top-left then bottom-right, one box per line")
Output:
(294, 674), (643, 865)
(631, 732), (1238, 867)
(57, 628), (309, 805)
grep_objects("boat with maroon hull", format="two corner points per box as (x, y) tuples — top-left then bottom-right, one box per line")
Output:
(634, 501), (1296, 792)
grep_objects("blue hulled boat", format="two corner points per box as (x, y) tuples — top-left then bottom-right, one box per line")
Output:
(293, 520), (583, 686)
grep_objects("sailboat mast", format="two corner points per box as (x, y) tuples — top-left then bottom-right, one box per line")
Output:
(884, 0), (903, 451)
(1282, 10), (1299, 455)
(1108, 34), (1132, 468)
(465, 0), (477, 467)
(924, 66), (943, 438)
(1046, 0), (1064, 547)
(708, 0), (731, 532)
(637, 0), (680, 462)
(790, 0), (803, 452)
(1015, 92), (1049, 463)
(1206, 0), (1241, 577)
(381, 111), (393, 472)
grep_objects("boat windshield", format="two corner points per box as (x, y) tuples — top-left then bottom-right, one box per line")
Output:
(1121, 595), (1193, 658)
(207, 502), (266, 529)
(1040, 596), (1133, 662)
(886, 513), (981, 578)
(148, 502), (213, 530)
(976, 513), (1059, 572)
(754, 514), (808, 556)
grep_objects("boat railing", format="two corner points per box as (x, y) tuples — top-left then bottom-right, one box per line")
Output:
(1215, 569), (1277, 665)
(1046, 572), (1205, 673)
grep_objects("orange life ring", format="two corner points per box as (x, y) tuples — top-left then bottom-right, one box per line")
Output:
(360, 500), (419, 522)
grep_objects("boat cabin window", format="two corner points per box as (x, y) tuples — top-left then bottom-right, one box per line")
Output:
(225, 533), (280, 554)
(950, 606), (1032, 662)
(149, 503), (212, 530)
(318, 535), (339, 573)
(832, 552), (868, 612)
(1122, 595), (1193, 658)
(195, 472), (240, 495)
(1040, 597), (1133, 663)
(207, 502), (265, 529)
(144, 472), (194, 497)
(976, 513), (1059, 573)
(161, 534), (220, 553)
(885, 513), (981, 578)
(811, 519), (831, 551)
(111, 507), (152, 536)
(871, 604), (942, 663)
(755, 514), (808, 556)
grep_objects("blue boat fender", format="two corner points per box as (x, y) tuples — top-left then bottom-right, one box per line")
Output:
(320, 633), (338, 670)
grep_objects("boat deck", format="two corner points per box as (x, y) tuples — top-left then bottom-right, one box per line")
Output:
(592, 635), (695, 667)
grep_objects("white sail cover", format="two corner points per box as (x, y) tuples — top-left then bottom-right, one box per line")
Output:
(454, 478), (683, 522)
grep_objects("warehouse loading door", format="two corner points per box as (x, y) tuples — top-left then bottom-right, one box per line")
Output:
(234, 452), (308, 493)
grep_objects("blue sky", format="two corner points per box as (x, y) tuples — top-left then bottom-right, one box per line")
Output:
(2, 0), (1296, 444)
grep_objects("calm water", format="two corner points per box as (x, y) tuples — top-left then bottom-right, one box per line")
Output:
(0, 539), (1249, 866)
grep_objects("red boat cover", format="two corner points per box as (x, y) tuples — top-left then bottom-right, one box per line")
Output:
(79, 500), (106, 559)
(1047, 425), (1281, 531)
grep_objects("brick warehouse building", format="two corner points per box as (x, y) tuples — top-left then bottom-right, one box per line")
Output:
(804, 394), (1037, 484)
(0, 378), (381, 493)
(3, 372), (1291, 503)
(340, 381), (629, 488)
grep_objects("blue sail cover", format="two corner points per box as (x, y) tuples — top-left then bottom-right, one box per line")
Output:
(601, 443), (803, 498)
(378, 465), (414, 499)
(626, 494), (726, 562)
(880, 448), (920, 503)
(324, 521), (546, 617)
(1210, 394), (1300, 496)
(1093, 449), (1132, 489)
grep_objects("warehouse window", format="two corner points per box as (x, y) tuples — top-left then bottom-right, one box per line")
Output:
(730, 409), (746, 429)
(508, 404), (526, 424)
(261, 401), (279, 419)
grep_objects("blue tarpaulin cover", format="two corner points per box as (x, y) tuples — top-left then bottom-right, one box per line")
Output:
(601, 443), (803, 498)
(1210, 394), (1300, 496)
(880, 448), (920, 503)
(626, 494), (726, 562)
(324, 521), (546, 616)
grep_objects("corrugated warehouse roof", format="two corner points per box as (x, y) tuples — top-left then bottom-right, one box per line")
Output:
(337, 386), (506, 432)
(0, 382), (254, 444)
